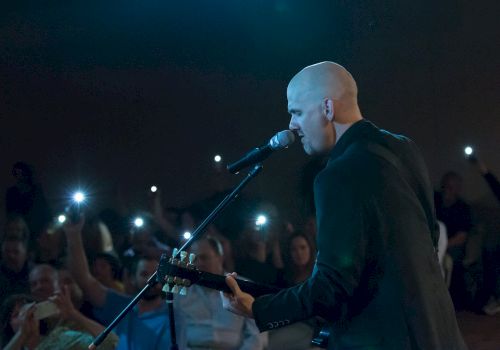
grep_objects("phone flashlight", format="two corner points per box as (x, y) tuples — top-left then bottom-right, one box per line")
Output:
(134, 217), (144, 228)
(464, 146), (474, 156)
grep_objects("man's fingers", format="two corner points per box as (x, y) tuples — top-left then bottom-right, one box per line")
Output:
(225, 273), (242, 295)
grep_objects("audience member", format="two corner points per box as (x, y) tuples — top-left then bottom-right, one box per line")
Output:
(278, 232), (316, 287)
(63, 217), (182, 350)
(90, 252), (125, 293)
(175, 236), (266, 349)
(5, 162), (52, 239)
(270, 232), (319, 350)
(0, 236), (31, 301)
(435, 171), (473, 309)
(3, 215), (31, 242)
(0, 290), (118, 350)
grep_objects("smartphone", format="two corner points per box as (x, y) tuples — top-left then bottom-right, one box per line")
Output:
(33, 301), (60, 320)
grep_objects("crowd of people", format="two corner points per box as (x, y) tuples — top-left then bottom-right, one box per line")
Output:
(0, 148), (498, 349)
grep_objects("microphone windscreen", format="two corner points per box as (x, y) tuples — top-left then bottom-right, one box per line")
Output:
(272, 130), (295, 149)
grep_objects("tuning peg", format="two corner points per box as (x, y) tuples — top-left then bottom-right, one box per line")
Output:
(162, 284), (170, 293)
(189, 253), (196, 265)
(180, 251), (187, 262)
(171, 285), (179, 294)
(172, 248), (179, 258)
(180, 287), (187, 296)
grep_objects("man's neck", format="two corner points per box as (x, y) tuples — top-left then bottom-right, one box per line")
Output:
(333, 121), (355, 141)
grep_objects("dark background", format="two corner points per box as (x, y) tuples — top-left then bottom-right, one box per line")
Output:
(1, 0), (499, 224)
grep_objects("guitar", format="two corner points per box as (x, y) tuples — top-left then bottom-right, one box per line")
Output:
(157, 251), (281, 296)
(157, 251), (330, 348)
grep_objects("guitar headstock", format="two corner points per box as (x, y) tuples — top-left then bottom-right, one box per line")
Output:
(158, 248), (199, 296)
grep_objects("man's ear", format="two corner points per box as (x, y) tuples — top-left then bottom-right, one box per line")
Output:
(323, 98), (334, 122)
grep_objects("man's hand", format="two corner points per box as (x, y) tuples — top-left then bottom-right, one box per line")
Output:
(221, 272), (255, 318)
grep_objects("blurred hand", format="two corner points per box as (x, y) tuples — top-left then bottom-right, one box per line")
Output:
(221, 272), (255, 318)
(19, 304), (39, 340)
(62, 215), (85, 238)
(49, 284), (77, 321)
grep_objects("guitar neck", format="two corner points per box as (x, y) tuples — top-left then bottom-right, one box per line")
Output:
(193, 271), (281, 297)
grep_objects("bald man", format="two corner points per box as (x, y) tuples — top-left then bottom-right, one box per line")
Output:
(223, 62), (467, 350)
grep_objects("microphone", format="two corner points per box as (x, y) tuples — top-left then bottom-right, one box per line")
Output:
(227, 130), (295, 174)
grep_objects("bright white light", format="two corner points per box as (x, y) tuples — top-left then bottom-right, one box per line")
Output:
(150, 186), (158, 193)
(464, 146), (473, 156)
(214, 155), (222, 163)
(183, 231), (192, 240)
(255, 215), (267, 226)
(134, 217), (144, 228)
(58, 215), (67, 224)
(73, 192), (85, 203)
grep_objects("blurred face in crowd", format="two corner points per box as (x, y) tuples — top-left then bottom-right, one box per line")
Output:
(442, 174), (462, 202)
(1, 240), (27, 272)
(92, 257), (114, 283)
(191, 239), (224, 275)
(134, 258), (162, 301)
(29, 265), (59, 302)
(131, 229), (153, 254)
(5, 218), (29, 240)
(290, 236), (311, 268)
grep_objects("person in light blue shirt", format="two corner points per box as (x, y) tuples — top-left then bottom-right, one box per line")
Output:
(63, 217), (185, 350)
(175, 236), (266, 350)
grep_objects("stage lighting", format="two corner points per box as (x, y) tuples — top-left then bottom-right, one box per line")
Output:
(150, 185), (158, 193)
(214, 155), (222, 163)
(58, 214), (67, 224)
(464, 146), (473, 156)
(183, 231), (192, 240)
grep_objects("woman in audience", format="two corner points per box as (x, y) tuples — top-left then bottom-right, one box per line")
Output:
(279, 232), (316, 287)
(269, 232), (320, 350)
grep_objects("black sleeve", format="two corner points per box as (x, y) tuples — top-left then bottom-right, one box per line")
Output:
(484, 172), (500, 204)
(252, 166), (368, 332)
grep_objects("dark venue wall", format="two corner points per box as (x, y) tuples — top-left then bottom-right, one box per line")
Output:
(0, 0), (499, 223)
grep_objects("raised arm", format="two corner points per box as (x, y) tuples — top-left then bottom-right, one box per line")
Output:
(62, 217), (108, 307)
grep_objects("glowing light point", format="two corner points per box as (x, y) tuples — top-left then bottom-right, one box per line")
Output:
(58, 215), (67, 224)
(464, 146), (473, 156)
(150, 186), (158, 193)
(214, 155), (222, 163)
(73, 192), (85, 203)
(255, 215), (267, 226)
(183, 231), (192, 240)
(134, 217), (144, 228)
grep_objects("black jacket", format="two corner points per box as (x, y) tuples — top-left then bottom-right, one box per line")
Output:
(252, 120), (467, 350)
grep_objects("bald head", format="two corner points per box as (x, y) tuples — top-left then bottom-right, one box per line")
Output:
(288, 61), (359, 121)
(288, 62), (362, 155)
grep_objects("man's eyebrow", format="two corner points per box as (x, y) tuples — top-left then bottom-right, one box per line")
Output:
(288, 108), (300, 114)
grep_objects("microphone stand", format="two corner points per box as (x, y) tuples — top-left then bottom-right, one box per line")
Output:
(89, 164), (264, 350)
